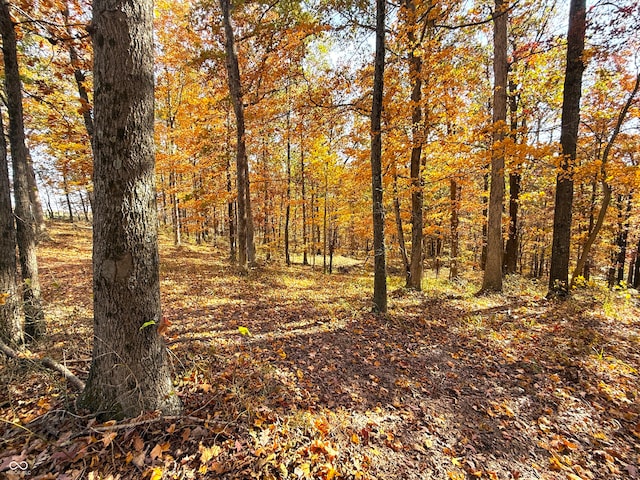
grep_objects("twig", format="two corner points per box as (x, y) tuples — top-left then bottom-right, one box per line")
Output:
(73, 414), (235, 439)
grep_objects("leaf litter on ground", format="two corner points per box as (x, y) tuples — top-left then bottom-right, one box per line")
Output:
(1, 222), (639, 479)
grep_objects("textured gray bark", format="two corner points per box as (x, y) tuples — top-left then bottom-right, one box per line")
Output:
(0, 1), (45, 340)
(481, 0), (508, 292)
(220, 0), (254, 271)
(370, 0), (387, 313)
(78, 0), (181, 419)
(0, 109), (23, 347)
(404, 0), (424, 290)
(548, 0), (586, 297)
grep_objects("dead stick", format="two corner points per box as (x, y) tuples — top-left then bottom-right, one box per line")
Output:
(0, 339), (85, 391)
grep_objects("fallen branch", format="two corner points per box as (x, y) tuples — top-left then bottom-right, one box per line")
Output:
(0, 339), (85, 391)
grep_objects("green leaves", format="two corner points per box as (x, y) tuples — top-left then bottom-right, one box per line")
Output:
(139, 320), (156, 331)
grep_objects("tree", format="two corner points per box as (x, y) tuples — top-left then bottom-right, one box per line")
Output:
(220, 0), (255, 271)
(78, 0), (182, 419)
(547, 0), (586, 297)
(569, 71), (640, 287)
(0, 108), (22, 347)
(0, 1), (45, 340)
(481, 0), (508, 292)
(403, 0), (424, 290)
(370, 0), (387, 313)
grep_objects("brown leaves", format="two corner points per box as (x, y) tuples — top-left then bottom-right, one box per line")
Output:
(4, 223), (640, 480)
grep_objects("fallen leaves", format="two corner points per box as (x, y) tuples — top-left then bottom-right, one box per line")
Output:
(2, 223), (639, 479)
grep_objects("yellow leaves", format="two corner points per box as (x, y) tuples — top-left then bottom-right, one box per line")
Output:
(294, 462), (311, 478)
(149, 467), (163, 480)
(537, 415), (552, 432)
(314, 418), (330, 437)
(199, 443), (221, 464)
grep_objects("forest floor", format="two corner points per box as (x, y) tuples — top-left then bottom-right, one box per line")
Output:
(1, 221), (639, 480)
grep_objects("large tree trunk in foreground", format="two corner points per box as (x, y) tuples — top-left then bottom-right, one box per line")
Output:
(548, 0), (586, 297)
(0, 109), (23, 347)
(481, 0), (508, 292)
(0, 2), (45, 340)
(79, 0), (181, 419)
(370, 0), (387, 313)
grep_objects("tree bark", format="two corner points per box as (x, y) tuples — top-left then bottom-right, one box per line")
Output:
(0, 2), (45, 340)
(634, 238), (640, 289)
(548, 0), (586, 297)
(63, 1), (95, 141)
(503, 81), (520, 275)
(481, 0), (508, 292)
(0, 108), (23, 347)
(79, 0), (182, 419)
(449, 178), (459, 280)
(392, 169), (410, 278)
(300, 137), (308, 265)
(403, 0), (424, 290)
(284, 102), (292, 266)
(370, 0), (387, 313)
(608, 194), (630, 288)
(225, 107), (236, 262)
(25, 151), (47, 238)
(220, 0), (254, 271)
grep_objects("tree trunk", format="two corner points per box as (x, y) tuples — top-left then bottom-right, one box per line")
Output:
(634, 238), (640, 289)
(481, 0), (508, 292)
(63, 172), (74, 222)
(504, 171), (520, 274)
(225, 107), (236, 262)
(548, 0), (586, 297)
(480, 171), (488, 270)
(300, 137), (308, 265)
(504, 81), (520, 275)
(25, 151), (47, 238)
(0, 2), (45, 340)
(323, 160), (328, 274)
(370, 0), (387, 313)
(220, 0), (252, 271)
(284, 102), (291, 266)
(449, 178), (459, 280)
(615, 195), (632, 285)
(392, 169), (410, 279)
(79, 0), (182, 419)
(63, 1), (94, 141)
(0, 108), (22, 347)
(404, 0), (424, 290)
(169, 171), (181, 245)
